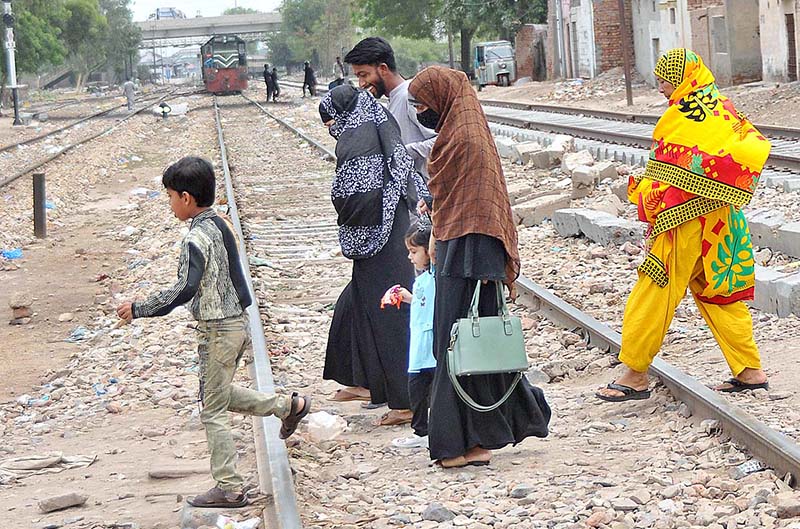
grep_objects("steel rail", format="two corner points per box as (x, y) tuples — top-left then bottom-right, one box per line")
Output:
(213, 97), (303, 529)
(277, 82), (800, 171)
(3, 87), (180, 154)
(515, 276), (800, 487)
(244, 86), (800, 486)
(481, 98), (800, 140)
(0, 89), (183, 189)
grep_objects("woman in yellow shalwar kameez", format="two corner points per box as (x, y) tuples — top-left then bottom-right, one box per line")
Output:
(597, 48), (771, 402)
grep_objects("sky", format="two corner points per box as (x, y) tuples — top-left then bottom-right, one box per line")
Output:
(131, 0), (282, 21)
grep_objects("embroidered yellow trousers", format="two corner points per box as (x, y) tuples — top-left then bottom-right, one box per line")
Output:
(619, 218), (761, 375)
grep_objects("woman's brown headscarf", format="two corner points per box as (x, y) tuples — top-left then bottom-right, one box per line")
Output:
(409, 66), (519, 284)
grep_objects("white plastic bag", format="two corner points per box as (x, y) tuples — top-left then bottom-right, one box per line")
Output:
(306, 411), (347, 442)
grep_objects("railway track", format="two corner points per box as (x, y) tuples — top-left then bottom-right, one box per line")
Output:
(232, 89), (800, 497)
(279, 80), (800, 173)
(0, 88), (193, 189)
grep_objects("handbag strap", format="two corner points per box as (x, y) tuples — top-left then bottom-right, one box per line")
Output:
(446, 325), (523, 412)
(469, 281), (511, 319)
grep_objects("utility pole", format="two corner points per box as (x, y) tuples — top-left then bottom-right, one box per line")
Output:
(2, 0), (21, 125)
(617, 0), (634, 106)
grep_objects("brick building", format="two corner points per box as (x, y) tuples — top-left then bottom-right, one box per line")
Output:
(548, 0), (761, 85)
(547, 0), (634, 79)
(515, 24), (549, 80)
(632, 0), (760, 86)
(759, 0), (799, 81)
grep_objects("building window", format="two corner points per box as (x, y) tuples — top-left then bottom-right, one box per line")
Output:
(670, 8), (676, 24)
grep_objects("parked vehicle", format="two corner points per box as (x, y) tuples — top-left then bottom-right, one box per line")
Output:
(474, 41), (516, 88)
(201, 35), (248, 95)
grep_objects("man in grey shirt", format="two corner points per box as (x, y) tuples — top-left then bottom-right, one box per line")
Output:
(122, 78), (135, 111)
(345, 37), (437, 180)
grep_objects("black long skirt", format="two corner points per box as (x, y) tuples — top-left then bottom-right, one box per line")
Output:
(428, 235), (551, 461)
(323, 207), (413, 409)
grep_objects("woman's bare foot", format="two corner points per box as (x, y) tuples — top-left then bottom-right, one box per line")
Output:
(347, 386), (370, 398)
(436, 455), (468, 468)
(465, 446), (491, 465)
(713, 368), (769, 391)
(375, 409), (413, 426)
(596, 368), (649, 399)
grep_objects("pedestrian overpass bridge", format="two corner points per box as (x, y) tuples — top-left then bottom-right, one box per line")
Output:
(136, 13), (281, 47)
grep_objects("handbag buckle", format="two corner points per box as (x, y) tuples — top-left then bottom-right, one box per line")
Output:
(471, 317), (480, 338)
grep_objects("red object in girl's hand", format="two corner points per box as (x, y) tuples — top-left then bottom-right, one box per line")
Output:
(380, 285), (403, 310)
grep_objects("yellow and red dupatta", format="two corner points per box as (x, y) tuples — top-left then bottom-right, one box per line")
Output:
(629, 48), (772, 304)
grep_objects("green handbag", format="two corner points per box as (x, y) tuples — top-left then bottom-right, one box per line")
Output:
(447, 280), (529, 412)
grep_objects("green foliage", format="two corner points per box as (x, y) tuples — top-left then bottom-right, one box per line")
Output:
(2, 0), (68, 75)
(270, 0), (355, 72)
(223, 7), (262, 15)
(357, 0), (547, 74)
(356, 0), (441, 40)
(390, 37), (451, 77)
(99, 0), (141, 81)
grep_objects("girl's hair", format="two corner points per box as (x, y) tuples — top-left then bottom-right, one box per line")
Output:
(404, 220), (432, 249)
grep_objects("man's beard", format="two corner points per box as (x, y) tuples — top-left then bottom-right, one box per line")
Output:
(372, 77), (387, 99)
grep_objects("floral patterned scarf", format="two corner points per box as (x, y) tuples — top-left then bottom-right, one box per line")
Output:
(629, 48), (771, 304)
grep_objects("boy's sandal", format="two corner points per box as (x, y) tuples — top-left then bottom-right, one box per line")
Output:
(187, 486), (248, 508)
(361, 401), (387, 410)
(279, 393), (311, 440)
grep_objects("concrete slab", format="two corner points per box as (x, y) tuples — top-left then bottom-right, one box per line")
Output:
(507, 181), (534, 205)
(783, 178), (800, 193)
(774, 272), (800, 317)
(777, 222), (800, 258)
(552, 208), (583, 237)
(512, 141), (544, 165)
(561, 150), (594, 174)
(748, 209), (785, 248)
(751, 265), (787, 315)
(763, 174), (795, 188)
(571, 165), (599, 198)
(584, 217), (643, 246)
(512, 193), (571, 226)
(495, 136), (517, 160)
(573, 209), (616, 237)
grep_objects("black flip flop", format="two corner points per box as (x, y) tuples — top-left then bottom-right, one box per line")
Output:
(360, 401), (387, 410)
(596, 383), (651, 402)
(716, 378), (769, 393)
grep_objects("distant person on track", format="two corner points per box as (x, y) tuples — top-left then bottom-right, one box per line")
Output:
(271, 67), (281, 100)
(122, 77), (135, 111)
(303, 61), (317, 97)
(596, 48), (772, 403)
(345, 37), (437, 182)
(408, 66), (551, 468)
(263, 64), (276, 102)
(329, 56), (347, 90)
(116, 157), (311, 508)
(319, 85), (431, 426)
(380, 220), (436, 449)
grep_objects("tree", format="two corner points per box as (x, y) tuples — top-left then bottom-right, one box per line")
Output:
(60, 0), (108, 88)
(99, 0), (141, 82)
(357, 0), (547, 76)
(270, 0), (355, 72)
(223, 7), (262, 15)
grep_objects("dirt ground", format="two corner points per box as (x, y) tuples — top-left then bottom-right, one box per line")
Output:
(478, 67), (800, 127)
